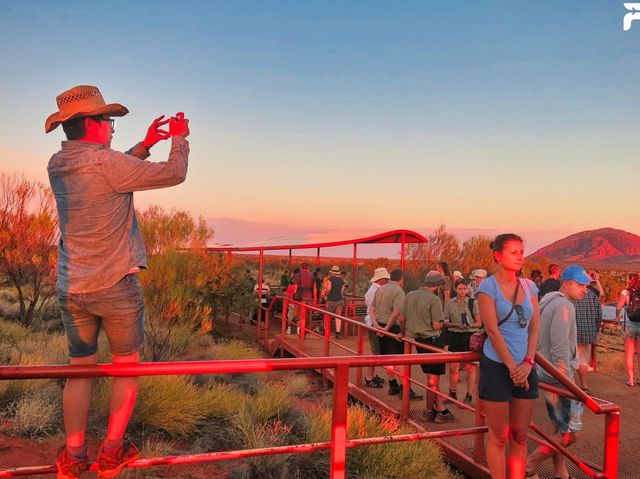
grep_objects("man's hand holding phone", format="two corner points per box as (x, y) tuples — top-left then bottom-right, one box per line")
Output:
(170, 112), (190, 138)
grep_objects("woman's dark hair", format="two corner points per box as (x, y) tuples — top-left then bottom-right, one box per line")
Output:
(489, 233), (524, 252)
(438, 261), (450, 275)
(62, 116), (88, 140)
(454, 278), (467, 288)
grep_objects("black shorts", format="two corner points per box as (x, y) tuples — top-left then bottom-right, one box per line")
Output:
(447, 331), (474, 352)
(414, 335), (446, 375)
(478, 354), (539, 402)
(379, 324), (403, 355)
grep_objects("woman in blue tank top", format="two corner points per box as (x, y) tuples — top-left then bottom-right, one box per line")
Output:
(477, 233), (540, 479)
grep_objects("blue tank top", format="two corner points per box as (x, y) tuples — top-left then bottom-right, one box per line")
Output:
(477, 276), (538, 364)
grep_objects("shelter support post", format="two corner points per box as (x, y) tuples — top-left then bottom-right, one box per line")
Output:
(257, 251), (264, 327)
(401, 341), (411, 420)
(400, 232), (406, 272)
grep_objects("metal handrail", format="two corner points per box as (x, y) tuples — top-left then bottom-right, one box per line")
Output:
(0, 353), (485, 479)
(272, 295), (621, 479)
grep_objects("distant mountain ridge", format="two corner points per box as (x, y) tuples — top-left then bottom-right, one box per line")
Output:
(528, 227), (640, 269)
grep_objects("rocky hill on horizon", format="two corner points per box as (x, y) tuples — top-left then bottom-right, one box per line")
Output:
(528, 227), (640, 270)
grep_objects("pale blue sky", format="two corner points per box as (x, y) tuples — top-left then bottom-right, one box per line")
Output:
(1, 1), (638, 250)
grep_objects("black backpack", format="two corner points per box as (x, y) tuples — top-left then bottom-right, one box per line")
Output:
(628, 290), (640, 322)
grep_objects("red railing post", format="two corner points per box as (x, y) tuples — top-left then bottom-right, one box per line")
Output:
(256, 305), (262, 342)
(323, 314), (331, 389)
(401, 341), (411, 421)
(280, 297), (288, 358)
(263, 308), (270, 349)
(355, 324), (364, 388)
(603, 411), (620, 479)
(299, 303), (307, 350)
(330, 364), (349, 479)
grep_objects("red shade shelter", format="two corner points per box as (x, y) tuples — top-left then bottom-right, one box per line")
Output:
(207, 229), (428, 322)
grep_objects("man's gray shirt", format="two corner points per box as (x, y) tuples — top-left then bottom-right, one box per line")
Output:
(48, 137), (189, 293)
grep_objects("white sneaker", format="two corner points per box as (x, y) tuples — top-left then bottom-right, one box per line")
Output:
(286, 327), (292, 334)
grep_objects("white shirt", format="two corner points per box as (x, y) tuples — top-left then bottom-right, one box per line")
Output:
(364, 283), (380, 326)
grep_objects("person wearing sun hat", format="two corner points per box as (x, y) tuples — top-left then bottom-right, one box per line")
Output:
(363, 267), (391, 388)
(46, 85), (190, 479)
(526, 264), (592, 479)
(404, 270), (455, 422)
(326, 265), (346, 338)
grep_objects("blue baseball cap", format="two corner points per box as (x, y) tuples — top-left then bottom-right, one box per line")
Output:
(560, 265), (591, 285)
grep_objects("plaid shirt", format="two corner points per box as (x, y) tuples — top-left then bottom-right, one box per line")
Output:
(573, 287), (602, 344)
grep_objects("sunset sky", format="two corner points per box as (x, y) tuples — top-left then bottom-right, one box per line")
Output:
(1, 2), (638, 254)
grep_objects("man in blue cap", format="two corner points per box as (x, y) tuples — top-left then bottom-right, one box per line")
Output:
(526, 264), (592, 479)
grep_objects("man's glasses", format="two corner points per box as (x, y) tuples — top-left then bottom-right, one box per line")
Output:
(93, 116), (116, 130)
(514, 304), (527, 328)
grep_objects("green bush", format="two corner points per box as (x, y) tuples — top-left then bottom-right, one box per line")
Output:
(306, 404), (460, 479)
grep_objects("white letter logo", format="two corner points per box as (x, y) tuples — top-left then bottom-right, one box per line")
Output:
(624, 3), (640, 30)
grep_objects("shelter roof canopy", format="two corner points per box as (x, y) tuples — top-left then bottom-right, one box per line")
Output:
(207, 229), (427, 252)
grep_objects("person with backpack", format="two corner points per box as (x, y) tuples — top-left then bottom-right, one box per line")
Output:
(293, 262), (317, 334)
(443, 278), (481, 404)
(616, 273), (640, 386)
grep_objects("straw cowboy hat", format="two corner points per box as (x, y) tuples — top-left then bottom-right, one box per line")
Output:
(370, 267), (391, 283)
(45, 85), (129, 133)
(330, 266), (341, 275)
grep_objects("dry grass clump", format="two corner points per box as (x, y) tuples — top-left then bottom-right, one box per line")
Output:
(283, 374), (310, 398)
(243, 382), (291, 423)
(0, 332), (67, 402)
(7, 385), (62, 437)
(128, 375), (249, 437)
(306, 404), (460, 479)
(211, 339), (262, 361)
(0, 318), (30, 344)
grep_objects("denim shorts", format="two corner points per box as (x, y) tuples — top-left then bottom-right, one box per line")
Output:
(58, 274), (145, 357)
(542, 388), (583, 434)
(625, 320), (640, 338)
(478, 354), (539, 402)
(367, 330), (382, 355)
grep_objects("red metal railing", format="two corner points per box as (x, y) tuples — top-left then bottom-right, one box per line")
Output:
(271, 296), (621, 479)
(0, 353), (484, 478)
(0, 296), (621, 478)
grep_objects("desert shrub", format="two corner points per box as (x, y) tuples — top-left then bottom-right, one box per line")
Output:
(0, 318), (29, 343)
(306, 404), (459, 479)
(283, 375), (310, 398)
(130, 375), (249, 437)
(133, 376), (207, 437)
(210, 339), (262, 361)
(1, 332), (67, 400)
(241, 382), (291, 424)
(199, 382), (249, 419)
(10, 333), (67, 366)
(8, 385), (62, 437)
(0, 297), (20, 321)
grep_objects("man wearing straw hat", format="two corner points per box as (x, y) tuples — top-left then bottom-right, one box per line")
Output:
(326, 265), (346, 338)
(363, 267), (390, 387)
(45, 85), (190, 479)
